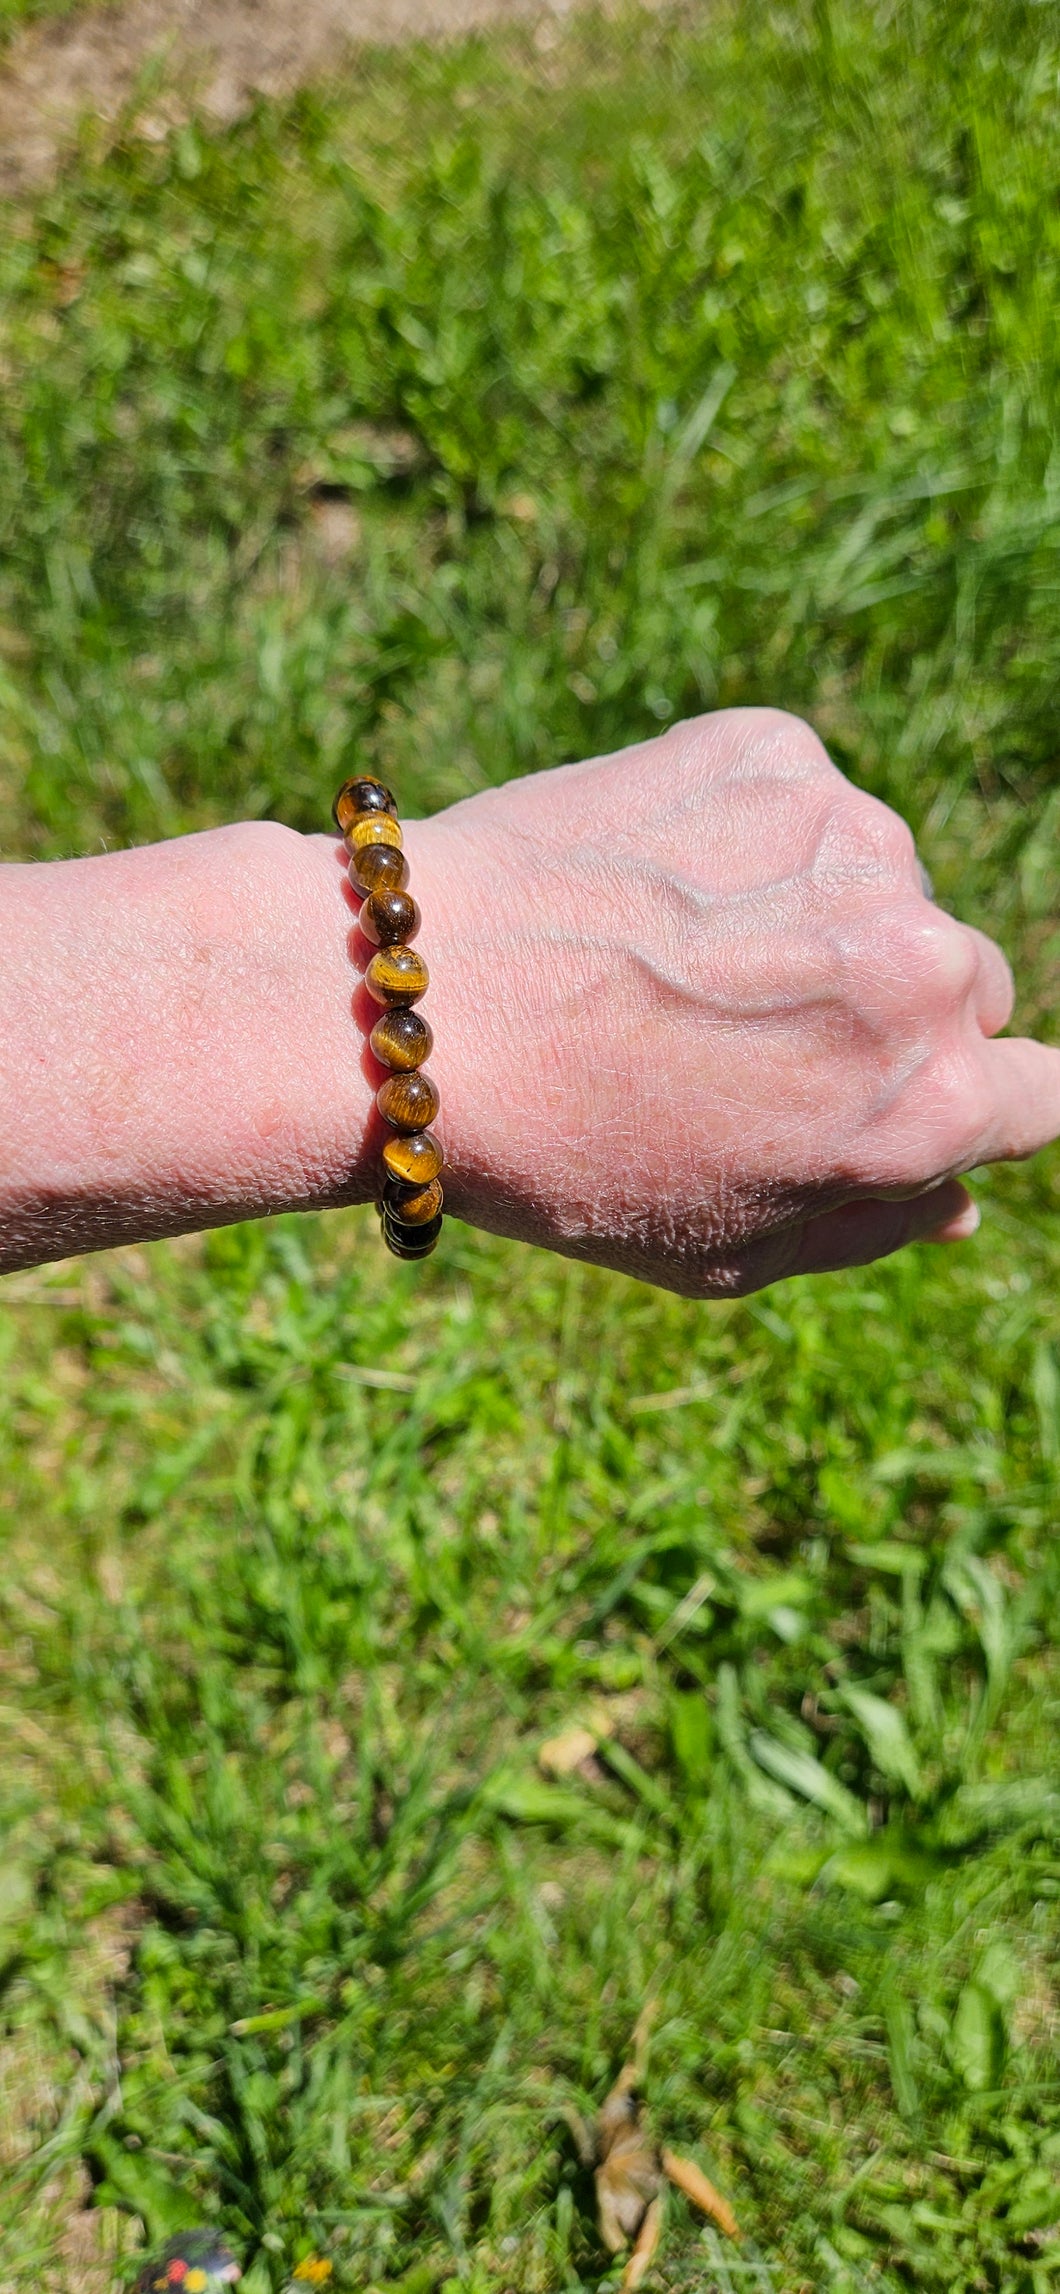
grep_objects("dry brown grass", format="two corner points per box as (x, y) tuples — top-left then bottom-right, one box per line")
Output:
(0, 0), (665, 193)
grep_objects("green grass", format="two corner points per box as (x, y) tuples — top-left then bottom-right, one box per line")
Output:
(2, 4), (1060, 2289)
(0, 0), (104, 48)
(0, 0), (59, 41)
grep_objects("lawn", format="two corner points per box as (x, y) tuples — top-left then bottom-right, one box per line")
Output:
(2, 3), (1060, 2289)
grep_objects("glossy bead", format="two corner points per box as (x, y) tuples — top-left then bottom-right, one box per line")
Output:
(382, 1175), (443, 1225)
(384, 1210), (444, 1251)
(359, 889), (421, 948)
(348, 813), (403, 855)
(349, 843), (409, 897)
(383, 1224), (440, 1260)
(370, 1008), (433, 1070)
(382, 1129), (444, 1186)
(365, 946), (429, 1007)
(333, 777), (396, 834)
(377, 1070), (440, 1133)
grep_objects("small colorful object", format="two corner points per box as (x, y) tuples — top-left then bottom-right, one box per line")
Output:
(137, 2230), (243, 2294)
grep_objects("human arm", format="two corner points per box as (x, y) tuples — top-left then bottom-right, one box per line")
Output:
(2, 706), (1057, 1294)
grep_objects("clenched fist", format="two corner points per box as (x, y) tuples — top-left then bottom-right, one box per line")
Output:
(2, 707), (1056, 1287)
(408, 708), (1058, 1295)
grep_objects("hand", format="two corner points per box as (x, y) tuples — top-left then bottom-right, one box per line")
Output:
(4, 708), (1054, 1289)
(409, 708), (1060, 1297)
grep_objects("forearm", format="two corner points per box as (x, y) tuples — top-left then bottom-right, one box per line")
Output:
(0, 821), (381, 1272)
(2, 709), (1057, 1296)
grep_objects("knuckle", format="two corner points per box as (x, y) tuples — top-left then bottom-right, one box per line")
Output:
(971, 928), (1015, 1031)
(710, 705), (837, 783)
(918, 1052), (992, 1165)
(848, 790), (918, 873)
(893, 908), (980, 1008)
(851, 1048), (992, 1193)
(755, 704), (830, 750)
(881, 809), (918, 873)
(838, 905), (977, 1029)
(812, 793), (919, 898)
(756, 707), (835, 774)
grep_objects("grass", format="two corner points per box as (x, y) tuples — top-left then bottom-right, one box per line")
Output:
(0, 0), (104, 49)
(1, 2), (1060, 2288)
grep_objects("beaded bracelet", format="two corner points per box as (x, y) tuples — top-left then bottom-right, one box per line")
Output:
(333, 776), (444, 1261)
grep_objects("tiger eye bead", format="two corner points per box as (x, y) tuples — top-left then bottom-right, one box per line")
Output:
(382, 1129), (444, 1186)
(333, 777), (396, 834)
(359, 889), (421, 949)
(384, 1210), (444, 1252)
(382, 1175), (443, 1225)
(365, 946), (429, 1007)
(370, 1009), (433, 1071)
(349, 843), (409, 897)
(377, 1071), (440, 1133)
(383, 1223), (440, 1260)
(333, 775), (442, 1267)
(348, 813), (403, 856)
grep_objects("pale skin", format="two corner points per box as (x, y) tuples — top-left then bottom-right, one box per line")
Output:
(2, 706), (1058, 1294)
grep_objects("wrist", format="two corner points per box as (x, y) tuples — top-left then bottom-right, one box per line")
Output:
(398, 797), (567, 1244)
(0, 821), (384, 1270)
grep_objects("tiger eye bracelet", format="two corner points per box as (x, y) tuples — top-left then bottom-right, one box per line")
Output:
(333, 776), (444, 1261)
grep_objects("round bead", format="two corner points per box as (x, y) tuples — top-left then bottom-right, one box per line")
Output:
(350, 843), (409, 897)
(348, 813), (403, 855)
(359, 889), (421, 949)
(384, 1210), (444, 1251)
(365, 946), (429, 1007)
(333, 777), (396, 834)
(370, 1009), (433, 1071)
(382, 1175), (443, 1225)
(384, 1225), (440, 1261)
(382, 1129), (444, 1186)
(377, 1071), (440, 1133)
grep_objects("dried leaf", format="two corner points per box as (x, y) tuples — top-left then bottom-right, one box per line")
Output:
(620, 2195), (663, 2291)
(308, 497), (361, 566)
(596, 2096), (662, 2251)
(593, 2009), (663, 2254)
(661, 2148), (740, 2240)
(538, 1710), (614, 1777)
(538, 1725), (597, 1777)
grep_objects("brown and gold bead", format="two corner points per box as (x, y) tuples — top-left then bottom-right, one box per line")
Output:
(382, 1221), (442, 1260)
(333, 777), (397, 834)
(359, 889), (421, 948)
(382, 1128), (444, 1187)
(383, 1210), (444, 1253)
(347, 813), (403, 856)
(377, 1070), (440, 1134)
(334, 776), (443, 1261)
(370, 1009), (433, 1071)
(382, 1174), (443, 1224)
(365, 946), (429, 1008)
(383, 1199), (443, 1235)
(349, 842), (409, 897)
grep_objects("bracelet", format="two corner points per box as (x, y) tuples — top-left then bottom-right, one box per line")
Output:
(333, 776), (444, 1261)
